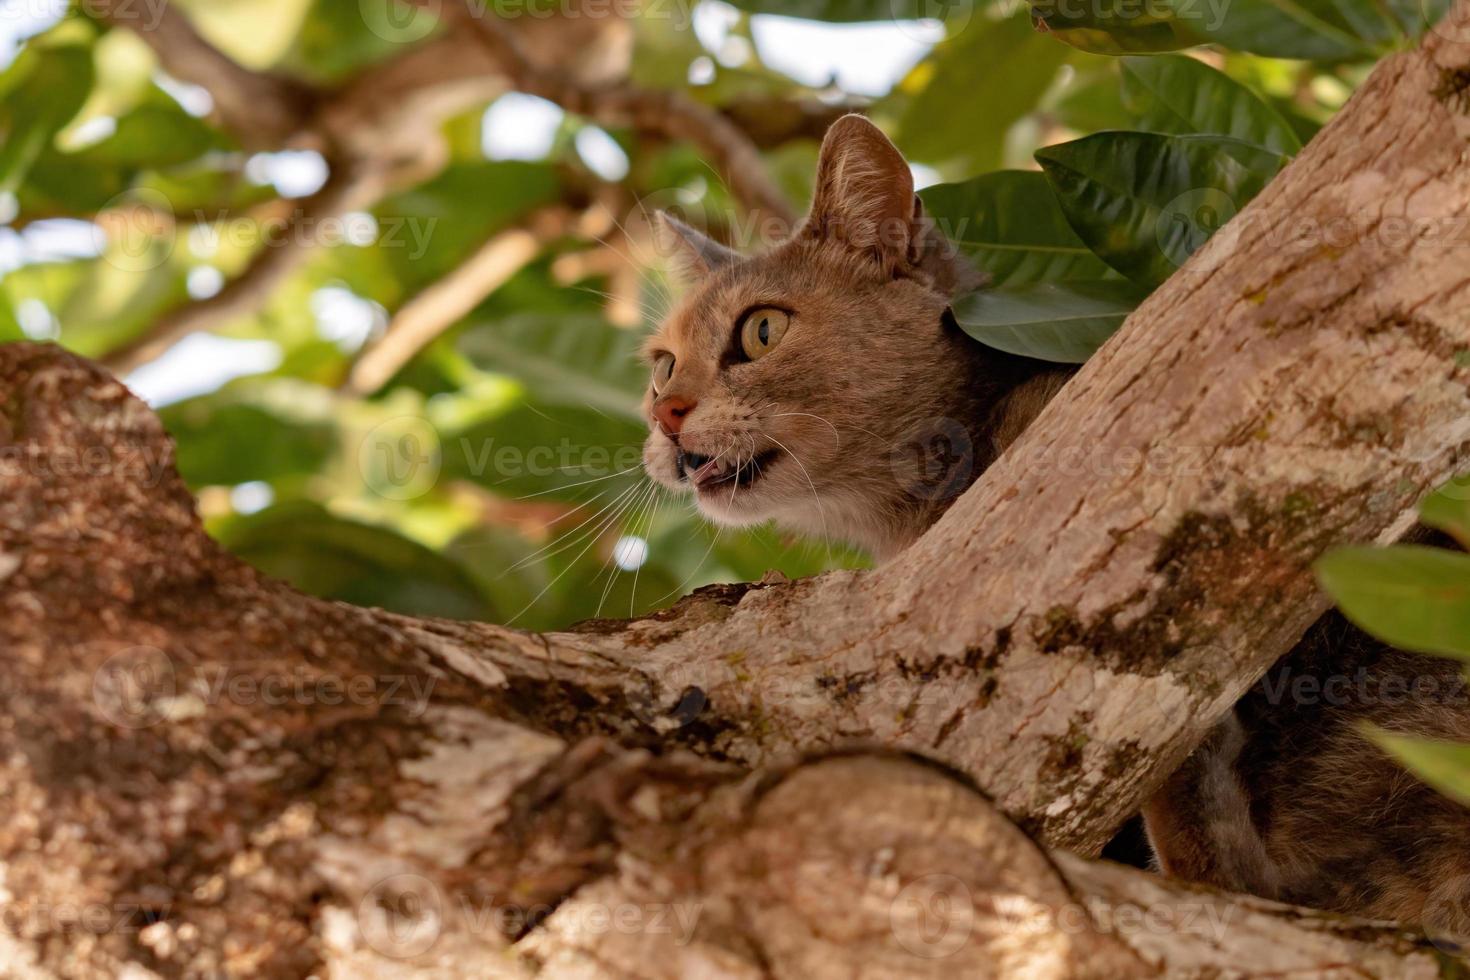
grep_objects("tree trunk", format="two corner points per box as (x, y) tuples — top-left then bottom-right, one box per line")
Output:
(5, 4), (1470, 977)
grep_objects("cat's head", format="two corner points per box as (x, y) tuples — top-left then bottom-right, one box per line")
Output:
(640, 115), (993, 558)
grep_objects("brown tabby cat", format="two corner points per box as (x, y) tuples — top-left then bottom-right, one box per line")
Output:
(640, 114), (1470, 943)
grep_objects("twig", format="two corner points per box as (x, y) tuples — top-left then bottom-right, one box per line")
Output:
(457, 10), (797, 226)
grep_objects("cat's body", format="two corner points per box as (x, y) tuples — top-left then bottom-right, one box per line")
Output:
(640, 114), (1470, 940)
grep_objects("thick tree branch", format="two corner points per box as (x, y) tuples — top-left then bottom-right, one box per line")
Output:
(0, 361), (1449, 973)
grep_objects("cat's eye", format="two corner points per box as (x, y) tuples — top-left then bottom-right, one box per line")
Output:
(651, 352), (675, 393)
(738, 308), (789, 361)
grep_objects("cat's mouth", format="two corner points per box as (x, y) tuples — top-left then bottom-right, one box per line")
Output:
(677, 448), (780, 493)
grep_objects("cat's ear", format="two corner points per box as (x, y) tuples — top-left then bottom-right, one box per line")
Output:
(655, 211), (738, 278)
(804, 114), (920, 271)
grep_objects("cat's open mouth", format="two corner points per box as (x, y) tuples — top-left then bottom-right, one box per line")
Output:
(677, 448), (780, 493)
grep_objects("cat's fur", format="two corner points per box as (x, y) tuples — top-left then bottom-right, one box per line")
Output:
(640, 114), (1470, 940)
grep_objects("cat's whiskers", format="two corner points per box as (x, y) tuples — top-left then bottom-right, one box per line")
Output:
(513, 463), (643, 501)
(499, 480), (642, 577)
(595, 478), (659, 617)
(763, 431), (832, 560)
(506, 476), (650, 625)
(628, 482), (664, 617)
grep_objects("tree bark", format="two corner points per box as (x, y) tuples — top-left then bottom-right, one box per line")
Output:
(0, 358), (1452, 975)
(6, 4), (1470, 977)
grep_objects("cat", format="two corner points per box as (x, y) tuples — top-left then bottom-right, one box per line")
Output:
(640, 114), (1069, 561)
(639, 113), (1470, 944)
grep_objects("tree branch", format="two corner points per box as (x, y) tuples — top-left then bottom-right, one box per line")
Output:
(456, 9), (798, 225)
(0, 359), (1449, 973)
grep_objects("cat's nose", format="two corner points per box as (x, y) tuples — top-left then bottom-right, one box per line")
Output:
(653, 396), (696, 439)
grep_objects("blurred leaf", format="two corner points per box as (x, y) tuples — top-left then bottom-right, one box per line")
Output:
(215, 501), (495, 621)
(0, 295), (22, 341)
(0, 45), (96, 193)
(443, 401), (648, 504)
(374, 161), (560, 291)
(896, 12), (1068, 172)
(1120, 55), (1302, 153)
(920, 170), (1114, 286)
(1036, 131), (1287, 287)
(458, 314), (647, 421)
(1028, 0), (1199, 54)
(1049, 61), (1133, 133)
(1422, 477), (1470, 548)
(72, 103), (224, 167)
(950, 279), (1147, 362)
(160, 382), (338, 487)
(1368, 726), (1470, 806)
(1316, 545), (1470, 661)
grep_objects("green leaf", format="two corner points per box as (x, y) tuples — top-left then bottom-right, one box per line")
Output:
(214, 502), (495, 621)
(896, 12), (1068, 172)
(1036, 132), (1288, 288)
(374, 161), (561, 291)
(921, 171), (1115, 287)
(1422, 477), (1470, 548)
(160, 381), (339, 488)
(950, 279), (1148, 362)
(458, 314), (647, 422)
(0, 45), (96, 193)
(1185, 0), (1384, 60)
(1120, 56), (1302, 153)
(442, 401), (649, 504)
(1367, 726), (1470, 807)
(1316, 546), (1470, 661)
(1027, 0), (1199, 54)
(71, 103), (224, 167)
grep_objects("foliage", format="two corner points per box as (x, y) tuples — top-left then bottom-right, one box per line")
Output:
(1317, 478), (1470, 807)
(0, 0), (1439, 629)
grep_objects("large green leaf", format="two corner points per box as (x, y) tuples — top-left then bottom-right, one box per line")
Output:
(950, 279), (1148, 362)
(0, 45), (96, 193)
(1037, 132), (1288, 287)
(1185, 0), (1384, 60)
(458, 314), (647, 422)
(215, 502), (495, 621)
(896, 12), (1068, 172)
(920, 171), (1114, 287)
(1368, 727), (1470, 806)
(1316, 545), (1470, 661)
(1120, 56), (1302, 153)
